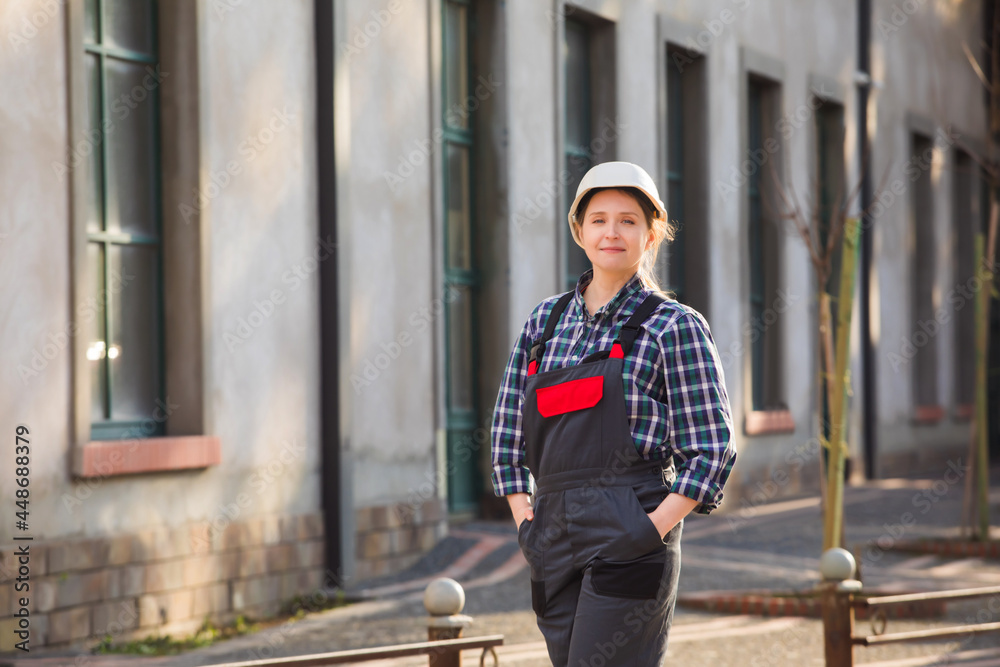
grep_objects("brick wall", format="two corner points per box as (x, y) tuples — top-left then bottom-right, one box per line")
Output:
(0, 513), (325, 649)
(354, 498), (447, 580)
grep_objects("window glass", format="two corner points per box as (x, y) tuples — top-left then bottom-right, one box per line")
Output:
(84, 53), (104, 234)
(104, 0), (155, 55)
(447, 285), (474, 412)
(87, 242), (108, 421)
(446, 143), (472, 270)
(444, 3), (469, 129)
(108, 244), (159, 422)
(84, 0), (99, 44)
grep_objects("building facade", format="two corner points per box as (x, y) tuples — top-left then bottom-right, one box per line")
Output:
(0, 0), (991, 649)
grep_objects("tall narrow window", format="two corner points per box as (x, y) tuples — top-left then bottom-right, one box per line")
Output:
(816, 102), (846, 257)
(442, 0), (481, 514)
(665, 51), (685, 301)
(84, 0), (165, 440)
(953, 149), (976, 409)
(562, 11), (615, 291)
(563, 18), (594, 289)
(663, 48), (708, 311)
(815, 100), (845, 433)
(746, 77), (783, 412)
(911, 133), (937, 411)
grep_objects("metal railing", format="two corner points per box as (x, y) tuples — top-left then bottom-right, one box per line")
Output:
(211, 635), (504, 667)
(214, 577), (504, 667)
(819, 549), (1000, 666)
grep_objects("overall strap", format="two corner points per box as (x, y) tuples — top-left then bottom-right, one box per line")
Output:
(527, 291), (575, 375)
(610, 293), (667, 359)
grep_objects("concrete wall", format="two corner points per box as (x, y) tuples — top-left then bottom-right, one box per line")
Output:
(870, 0), (986, 470)
(0, 0), (320, 543)
(199, 0), (322, 528)
(0, 0), (326, 647)
(533, 0), (862, 500)
(334, 0), (447, 580)
(0, 0), (988, 648)
(506, 0), (562, 330)
(0, 0), (74, 536)
(488, 0), (985, 506)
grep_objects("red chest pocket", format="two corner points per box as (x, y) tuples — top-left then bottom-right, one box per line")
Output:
(535, 375), (604, 417)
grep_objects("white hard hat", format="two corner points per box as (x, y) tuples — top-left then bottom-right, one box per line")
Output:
(567, 161), (667, 238)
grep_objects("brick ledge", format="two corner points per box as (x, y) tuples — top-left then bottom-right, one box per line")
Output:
(74, 435), (221, 478)
(678, 589), (945, 619)
(744, 409), (796, 436)
(913, 404), (945, 424)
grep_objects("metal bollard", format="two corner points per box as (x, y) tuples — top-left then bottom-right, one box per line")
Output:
(819, 548), (862, 667)
(425, 577), (473, 667)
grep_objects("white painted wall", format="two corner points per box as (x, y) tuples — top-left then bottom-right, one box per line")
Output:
(337, 0), (439, 508)
(0, 0), (322, 542)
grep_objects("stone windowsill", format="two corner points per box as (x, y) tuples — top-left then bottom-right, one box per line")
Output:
(954, 404), (974, 421)
(74, 435), (221, 478)
(744, 409), (796, 436)
(913, 405), (945, 425)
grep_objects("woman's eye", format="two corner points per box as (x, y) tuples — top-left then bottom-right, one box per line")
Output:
(622, 219), (635, 225)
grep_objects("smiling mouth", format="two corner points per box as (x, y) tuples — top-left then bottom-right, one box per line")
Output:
(601, 248), (625, 252)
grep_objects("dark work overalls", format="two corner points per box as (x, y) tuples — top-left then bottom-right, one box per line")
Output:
(517, 291), (682, 667)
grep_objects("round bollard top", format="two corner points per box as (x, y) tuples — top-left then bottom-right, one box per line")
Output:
(424, 577), (466, 616)
(819, 547), (857, 581)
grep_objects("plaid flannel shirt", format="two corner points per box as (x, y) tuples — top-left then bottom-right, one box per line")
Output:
(490, 269), (736, 514)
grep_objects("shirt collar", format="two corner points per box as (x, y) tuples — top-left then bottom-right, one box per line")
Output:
(573, 269), (645, 321)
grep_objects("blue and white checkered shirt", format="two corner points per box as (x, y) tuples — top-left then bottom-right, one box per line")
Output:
(490, 269), (736, 514)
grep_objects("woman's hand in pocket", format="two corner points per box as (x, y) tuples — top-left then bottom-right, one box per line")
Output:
(507, 492), (534, 530)
(647, 494), (698, 539)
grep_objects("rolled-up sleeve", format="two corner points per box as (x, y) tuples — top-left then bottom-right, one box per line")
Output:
(490, 312), (537, 496)
(660, 312), (736, 514)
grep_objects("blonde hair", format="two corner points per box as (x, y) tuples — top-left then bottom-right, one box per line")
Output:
(571, 186), (676, 292)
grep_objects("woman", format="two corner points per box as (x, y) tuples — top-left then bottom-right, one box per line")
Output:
(491, 161), (736, 665)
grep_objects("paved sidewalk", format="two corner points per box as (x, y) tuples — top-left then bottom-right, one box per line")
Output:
(4, 475), (1000, 666)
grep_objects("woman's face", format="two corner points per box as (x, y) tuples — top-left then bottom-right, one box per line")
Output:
(578, 189), (653, 279)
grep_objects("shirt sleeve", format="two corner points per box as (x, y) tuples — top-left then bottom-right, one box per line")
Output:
(490, 308), (539, 496)
(660, 311), (736, 514)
